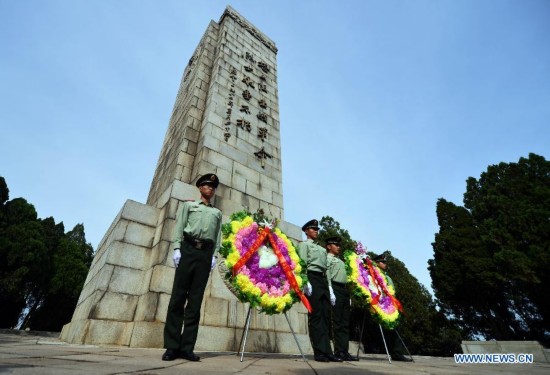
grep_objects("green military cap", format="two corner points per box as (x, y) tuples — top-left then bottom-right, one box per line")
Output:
(302, 219), (319, 231)
(196, 173), (219, 188)
(325, 236), (341, 246)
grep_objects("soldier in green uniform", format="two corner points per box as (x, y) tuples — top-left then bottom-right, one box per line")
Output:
(297, 220), (343, 363)
(374, 253), (412, 362)
(162, 173), (222, 362)
(326, 236), (359, 361)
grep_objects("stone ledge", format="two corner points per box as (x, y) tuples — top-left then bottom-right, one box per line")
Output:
(461, 340), (549, 363)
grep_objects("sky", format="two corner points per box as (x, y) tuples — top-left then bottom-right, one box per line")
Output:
(1, 1), (549, 295)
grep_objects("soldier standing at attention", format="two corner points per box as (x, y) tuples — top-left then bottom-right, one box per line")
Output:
(326, 236), (359, 361)
(162, 173), (222, 362)
(298, 220), (343, 363)
(375, 253), (413, 362)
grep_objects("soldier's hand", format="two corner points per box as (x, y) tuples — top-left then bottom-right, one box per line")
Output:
(304, 282), (313, 296)
(173, 249), (181, 267)
(329, 286), (336, 306)
(211, 256), (216, 272)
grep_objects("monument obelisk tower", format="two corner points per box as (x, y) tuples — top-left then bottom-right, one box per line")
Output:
(61, 6), (310, 352)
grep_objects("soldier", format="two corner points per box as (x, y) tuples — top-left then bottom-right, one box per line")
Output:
(297, 220), (342, 363)
(326, 236), (359, 361)
(162, 173), (222, 362)
(374, 253), (412, 362)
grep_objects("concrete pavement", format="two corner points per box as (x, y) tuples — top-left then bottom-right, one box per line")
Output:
(1, 331), (548, 374)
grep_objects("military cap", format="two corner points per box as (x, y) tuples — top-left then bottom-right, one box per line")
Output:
(325, 236), (341, 246)
(196, 173), (219, 188)
(301, 219), (319, 231)
(373, 253), (387, 263)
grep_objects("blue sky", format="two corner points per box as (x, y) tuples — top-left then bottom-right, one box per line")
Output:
(1, 1), (549, 295)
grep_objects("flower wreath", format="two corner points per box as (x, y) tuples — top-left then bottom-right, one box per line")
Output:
(344, 242), (403, 329)
(219, 211), (312, 315)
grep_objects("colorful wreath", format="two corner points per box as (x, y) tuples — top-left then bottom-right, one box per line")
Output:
(219, 211), (311, 315)
(344, 242), (403, 329)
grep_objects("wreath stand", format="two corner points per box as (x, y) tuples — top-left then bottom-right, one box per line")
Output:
(355, 311), (413, 364)
(237, 304), (308, 363)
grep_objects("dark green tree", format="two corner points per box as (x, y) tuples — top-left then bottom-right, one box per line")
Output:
(0, 176), (94, 331)
(429, 153), (550, 345)
(0, 197), (49, 328)
(25, 223), (94, 331)
(318, 216), (355, 251)
(0, 177), (8, 206)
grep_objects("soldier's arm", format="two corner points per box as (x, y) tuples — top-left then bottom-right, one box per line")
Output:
(297, 241), (308, 269)
(326, 257), (333, 287)
(214, 212), (222, 253)
(173, 201), (190, 249)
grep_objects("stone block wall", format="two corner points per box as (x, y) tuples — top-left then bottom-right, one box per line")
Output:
(62, 6), (314, 354)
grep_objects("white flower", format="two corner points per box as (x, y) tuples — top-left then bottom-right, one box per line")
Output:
(258, 245), (278, 269)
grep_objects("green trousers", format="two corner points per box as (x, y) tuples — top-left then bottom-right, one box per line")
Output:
(164, 242), (213, 352)
(330, 282), (350, 353)
(307, 271), (333, 355)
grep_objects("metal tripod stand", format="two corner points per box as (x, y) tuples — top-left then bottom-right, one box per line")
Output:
(237, 305), (308, 362)
(356, 311), (414, 363)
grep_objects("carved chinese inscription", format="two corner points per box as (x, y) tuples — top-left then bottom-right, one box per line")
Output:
(242, 76), (255, 88)
(254, 147), (273, 168)
(257, 61), (270, 73)
(244, 65), (253, 72)
(258, 127), (268, 142)
(245, 52), (256, 64)
(242, 90), (251, 101)
(237, 119), (251, 132)
(240, 105), (250, 114)
(224, 65), (238, 141)
(258, 99), (267, 109)
(258, 83), (267, 93)
(257, 112), (268, 123)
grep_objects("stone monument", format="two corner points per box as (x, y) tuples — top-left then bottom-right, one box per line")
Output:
(61, 6), (311, 353)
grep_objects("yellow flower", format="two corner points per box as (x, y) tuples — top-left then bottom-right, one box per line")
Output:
(231, 220), (241, 233)
(242, 216), (253, 227)
(295, 275), (303, 287)
(275, 299), (287, 312)
(226, 252), (240, 267)
(260, 294), (276, 310)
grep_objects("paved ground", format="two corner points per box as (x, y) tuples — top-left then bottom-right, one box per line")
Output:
(1, 331), (548, 374)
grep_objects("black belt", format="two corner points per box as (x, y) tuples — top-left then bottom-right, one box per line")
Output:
(308, 270), (326, 277)
(183, 233), (214, 251)
(331, 281), (346, 287)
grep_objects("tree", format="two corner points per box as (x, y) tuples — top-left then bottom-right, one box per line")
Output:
(25, 223), (94, 331)
(0, 197), (49, 328)
(429, 153), (550, 345)
(318, 216), (355, 251)
(0, 176), (94, 331)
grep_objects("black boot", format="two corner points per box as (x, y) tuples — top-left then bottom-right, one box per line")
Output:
(342, 351), (359, 361)
(162, 348), (180, 361)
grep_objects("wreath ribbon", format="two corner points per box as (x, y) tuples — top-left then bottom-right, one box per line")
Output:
(232, 226), (270, 275)
(231, 226), (312, 313)
(267, 232), (312, 313)
(366, 258), (403, 313)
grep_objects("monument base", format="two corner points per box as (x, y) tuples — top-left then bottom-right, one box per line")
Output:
(61, 183), (313, 354)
